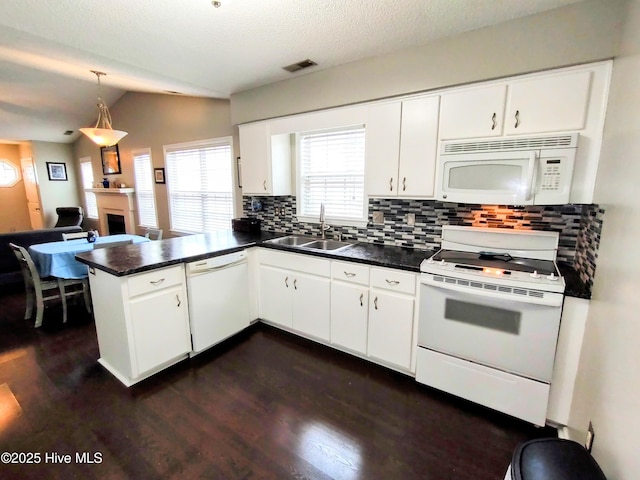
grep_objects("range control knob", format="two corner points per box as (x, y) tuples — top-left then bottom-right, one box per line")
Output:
(426, 257), (434, 264)
(440, 259), (447, 266)
(530, 270), (540, 279)
(546, 272), (559, 281)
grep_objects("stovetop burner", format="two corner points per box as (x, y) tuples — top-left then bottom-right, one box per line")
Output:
(430, 250), (558, 276)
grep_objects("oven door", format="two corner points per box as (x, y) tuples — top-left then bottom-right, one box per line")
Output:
(418, 278), (562, 382)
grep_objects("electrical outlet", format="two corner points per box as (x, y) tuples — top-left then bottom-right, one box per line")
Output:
(406, 213), (415, 226)
(372, 211), (384, 224)
(280, 207), (286, 216)
(585, 421), (595, 453)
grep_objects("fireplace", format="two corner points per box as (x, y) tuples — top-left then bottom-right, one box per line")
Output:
(88, 188), (136, 235)
(107, 214), (126, 234)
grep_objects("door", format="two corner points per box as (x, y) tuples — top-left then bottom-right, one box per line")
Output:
(188, 262), (250, 353)
(419, 283), (562, 382)
(20, 157), (44, 229)
(439, 84), (507, 139)
(331, 282), (368, 354)
(129, 285), (191, 376)
(258, 265), (292, 327)
(292, 272), (330, 341)
(367, 290), (414, 369)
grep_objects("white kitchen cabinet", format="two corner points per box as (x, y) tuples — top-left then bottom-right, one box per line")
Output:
(365, 97), (440, 198)
(398, 96), (440, 197)
(258, 250), (331, 341)
(504, 71), (592, 136)
(330, 261), (370, 355)
(439, 84), (507, 140)
(365, 102), (402, 196)
(367, 267), (416, 370)
(238, 122), (292, 195)
(89, 264), (191, 386)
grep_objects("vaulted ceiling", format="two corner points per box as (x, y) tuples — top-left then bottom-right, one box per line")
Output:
(0, 0), (582, 143)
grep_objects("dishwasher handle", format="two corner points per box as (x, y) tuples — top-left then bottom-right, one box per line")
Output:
(187, 252), (247, 275)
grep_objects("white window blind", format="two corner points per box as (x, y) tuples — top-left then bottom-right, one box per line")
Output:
(165, 139), (234, 233)
(299, 126), (366, 221)
(133, 150), (158, 228)
(80, 160), (98, 218)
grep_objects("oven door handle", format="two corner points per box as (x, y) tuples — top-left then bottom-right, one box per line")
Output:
(421, 276), (563, 308)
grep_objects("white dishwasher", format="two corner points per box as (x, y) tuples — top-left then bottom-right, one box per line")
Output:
(186, 250), (250, 354)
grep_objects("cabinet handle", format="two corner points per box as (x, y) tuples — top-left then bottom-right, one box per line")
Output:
(150, 278), (165, 286)
(359, 293), (363, 307)
(374, 296), (378, 310)
(514, 110), (520, 128)
(176, 294), (181, 307)
(491, 112), (497, 130)
(402, 177), (406, 191)
(294, 278), (297, 290)
(285, 276), (289, 288)
(389, 177), (393, 191)
(263, 180), (267, 191)
(385, 279), (400, 286)
(344, 271), (356, 278)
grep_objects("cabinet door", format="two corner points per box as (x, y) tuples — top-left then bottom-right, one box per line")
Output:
(292, 272), (331, 341)
(368, 291), (414, 370)
(505, 71), (592, 135)
(330, 282), (368, 354)
(129, 284), (191, 377)
(398, 96), (440, 197)
(439, 84), (507, 139)
(365, 102), (401, 196)
(239, 122), (271, 195)
(258, 265), (292, 328)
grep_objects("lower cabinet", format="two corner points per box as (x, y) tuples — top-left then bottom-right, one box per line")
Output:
(330, 282), (369, 355)
(258, 251), (331, 341)
(90, 264), (192, 386)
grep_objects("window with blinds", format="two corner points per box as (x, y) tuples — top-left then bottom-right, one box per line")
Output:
(298, 126), (366, 222)
(79, 160), (98, 218)
(164, 138), (234, 234)
(133, 149), (158, 228)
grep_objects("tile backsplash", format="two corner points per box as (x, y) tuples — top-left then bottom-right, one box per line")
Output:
(243, 196), (604, 290)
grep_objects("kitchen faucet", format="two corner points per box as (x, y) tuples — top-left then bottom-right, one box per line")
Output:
(319, 203), (330, 239)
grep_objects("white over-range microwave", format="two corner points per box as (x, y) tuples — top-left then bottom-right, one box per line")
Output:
(435, 133), (579, 205)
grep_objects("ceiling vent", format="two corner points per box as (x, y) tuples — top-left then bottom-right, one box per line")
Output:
(282, 59), (317, 73)
(63, 130), (74, 136)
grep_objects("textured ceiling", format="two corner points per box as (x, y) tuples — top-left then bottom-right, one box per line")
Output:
(0, 0), (583, 143)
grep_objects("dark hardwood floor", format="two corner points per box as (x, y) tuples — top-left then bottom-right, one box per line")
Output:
(0, 285), (554, 479)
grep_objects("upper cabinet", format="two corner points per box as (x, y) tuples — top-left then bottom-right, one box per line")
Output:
(440, 69), (593, 140)
(238, 122), (292, 196)
(365, 96), (440, 198)
(439, 85), (507, 140)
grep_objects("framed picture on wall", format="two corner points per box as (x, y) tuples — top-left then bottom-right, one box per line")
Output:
(101, 144), (121, 175)
(154, 168), (165, 184)
(46, 162), (68, 181)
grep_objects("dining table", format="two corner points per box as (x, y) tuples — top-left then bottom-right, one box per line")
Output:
(29, 234), (150, 279)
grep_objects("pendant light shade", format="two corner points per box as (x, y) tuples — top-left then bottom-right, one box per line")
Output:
(79, 71), (127, 147)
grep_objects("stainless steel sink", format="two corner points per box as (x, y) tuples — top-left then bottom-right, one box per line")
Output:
(300, 239), (354, 251)
(266, 235), (315, 246)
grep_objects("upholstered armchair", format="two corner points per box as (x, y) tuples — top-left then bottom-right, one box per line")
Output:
(54, 207), (84, 228)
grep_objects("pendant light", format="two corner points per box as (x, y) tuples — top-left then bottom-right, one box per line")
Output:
(79, 70), (127, 147)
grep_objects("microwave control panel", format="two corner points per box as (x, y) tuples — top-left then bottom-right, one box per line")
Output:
(540, 159), (562, 191)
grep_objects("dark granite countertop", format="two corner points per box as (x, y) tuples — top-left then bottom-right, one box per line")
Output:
(76, 230), (588, 299)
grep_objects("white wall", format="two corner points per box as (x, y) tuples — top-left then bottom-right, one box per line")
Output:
(568, 1), (640, 478)
(30, 141), (80, 227)
(231, 0), (623, 125)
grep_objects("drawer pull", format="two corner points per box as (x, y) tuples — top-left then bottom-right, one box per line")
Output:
(385, 279), (400, 286)
(176, 294), (181, 307)
(359, 293), (363, 306)
(294, 278), (297, 290)
(285, 276), (289, 288)
(150, 278), (165, 286)
(344, 271), (356, 278)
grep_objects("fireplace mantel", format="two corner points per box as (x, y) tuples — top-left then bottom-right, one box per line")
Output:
(87, 188), (136, 235)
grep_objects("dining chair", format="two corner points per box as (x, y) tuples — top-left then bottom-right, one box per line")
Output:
(62, 231), (88, 241)
(144, 228), (163, 240)
(93, 239), (134, 249)
(9, 243), (91, 328)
